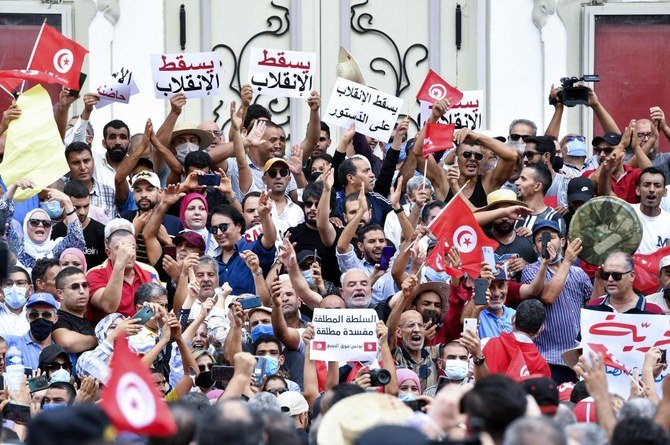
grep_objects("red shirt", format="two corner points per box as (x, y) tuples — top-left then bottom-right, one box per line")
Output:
(581, 165), (641, 204)
(482, 332), (551, 381)
(86, 260), (153, 324)
(432, 281), (472, 345)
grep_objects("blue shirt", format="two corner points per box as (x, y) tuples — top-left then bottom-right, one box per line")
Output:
(216, 235), (276, 295)
(3, 331), (51, 370)
(478, 306), (516, 339)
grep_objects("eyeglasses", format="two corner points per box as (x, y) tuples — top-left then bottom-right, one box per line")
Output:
(28, 219), (52, 228)
(524, 151), (540, 159)
(637, 132), (653, 139)
(1, 279), (29, 288)
(566, 135), (586, 143)
(47, 361), (71, 372)
(208, 130), (222, 137)
(509, 134), (532, 143)
(594, 147), (614, 155)
(400, 322), (425, 329)
(209, 223), (230, 234)
(265, 387), (287, 396)
(303, 200), (318, 209)
(28, 311), (55, 321)
(599, 270), (633, 281)
(198, 363), (213, 372)
(266, 169), (290, 178)
(461, 151), (484, 161)
(60, 282), (89, 291)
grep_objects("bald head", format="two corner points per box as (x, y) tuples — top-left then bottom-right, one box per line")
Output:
(198, 120), (221, 147)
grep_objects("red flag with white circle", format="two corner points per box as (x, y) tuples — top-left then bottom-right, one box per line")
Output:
(416, 69), (463, 105)
(28, 24), (88, 90)
(422, 122), (455, 157)
(100, 334), (177, 437)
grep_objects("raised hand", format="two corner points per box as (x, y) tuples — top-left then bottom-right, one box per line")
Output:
(246, 119), (267, 147)
(240, 84), (253, 108)
(564, 237), (583, 263)
(389, 176), (404, 208)
(1, 101), (21, 128)
(288, 144), (304, 175)
(307, 90), (321, 111)
(240, 250), (262, 275)
(256, 189), (272, 217)
(321, 166), (335, 191)
(170, 93), (186, 115)
(230, 100), (242, 131)
(401, 274), (419, 302)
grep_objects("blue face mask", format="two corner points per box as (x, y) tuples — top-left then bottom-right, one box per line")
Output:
(39, 201), (62, 219)
(263, 356), (280, 376)
(250, 324), (274, 342)
(42, 402), (68, 411)
(2, 285), (28, 310)
(301, 269), (315, 287)
(423, 266), (450, 284)
(398, 392), (417, 403)
(49, 368), (71, 384)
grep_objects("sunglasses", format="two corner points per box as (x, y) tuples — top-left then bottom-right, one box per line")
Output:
(524, 151), (540, 159)
(594, 147), (614, 155)
(461, 151), (484, 161)
(209, 223), (230, 234)
(266, 169), (290, 178)
(599, 270), (632, 281)
(28, 311), (54, 321)
(303, 200), (319, 209)
(509, 134), (532, 142)
(28, 219), (52, 228)
(265, 388), (287, 396)
(198, 364), (213, 372)
(61, 282), (90, 291)
(47, 362), (71, 372)
(566, 135), (586, 143)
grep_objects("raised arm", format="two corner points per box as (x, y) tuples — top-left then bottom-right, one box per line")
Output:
(332, 126), (355, 190)
(223, 302), (244, 365)
(386, 275), (419, 350)
(587, 87), (620, 134)
(412, 100), (452, 200)
(142, 184), (185, 266)
(316, 166), (338, 247)
(374, 118), (408, 196)
(544, 85), (564, 139)
(300, 325), (320, 410)
(270, 278), (301, 350)
(300, 90), (321, 157)
(651, 106), (670, 143)
(377, 321), (399, 396)
(89, 244), (135, 314)
(54, 89), (77, 140)
(336, 185), (367, 254)
(389, 176), (414, 243)
(229, 100), (252, 194)
(279, 235), (322, 309)
(114, 119), (152, 205)
(288, 144), (308, 189)
(240, 250), (271, 305)
(0, 100), (21, 136)
(256, 190), (277, 249)
(538, 239), (581, 304)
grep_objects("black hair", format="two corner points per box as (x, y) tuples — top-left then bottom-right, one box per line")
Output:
(63, 180), (90, 199)
(251, 334), (282, 356)
(639, 166), (667, 188)
(209, 204), (246, 233)
(64, 141), (92, 162)
(570, 380), (589, 404)
(47, 381), (77, 406)
(338, 157), (359, 187)
(330, 383), (365, 408)
(102, 119), (130, 139)
(611, 416), (669, 445)
(530, 136), (557, 162)
(197, 401), (264, 445)
(312, 153), (334, 165)
(243, 104), (271, 131)
(355, 223), (384, 242)
(421, 200), (446, 225)
(7, 265), (31, 284)
(55, 266), (85, 289)
(31, 258), (61, 286)
(320, 121), (331, 139)
(302, 181), (323, 204)
(184, 150), (212, 172)
(514, 299), (546, 336)
(524, 162), (552, 196)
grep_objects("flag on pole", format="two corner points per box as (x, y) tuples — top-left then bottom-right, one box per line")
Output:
(423, 122), (455, 157)
(100, 334), (177, 437)
(587, 343), (631, 375)
(27, 24), (88, 90)
(416, 69), (463, 105)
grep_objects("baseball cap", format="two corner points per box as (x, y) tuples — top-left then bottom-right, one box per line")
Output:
(277, 390), (309, 416)
(567, 177), (595, 204)
(26, 293), (58, 310)
(173, 230), (206, 252)
(296, 250), (320, 265)
(39, 344), (70, 369)
(131, 170), (161, 189)
(263, 157), (290, 173)
(573, 397), (598, 423)
(566, 139), (588, 157)
(591, 132), (622, 147)
(659, 255), (670, 271)
(531, 220), (561, 235)
(103, 218), (135, 240)
(522, 376), (559, 415)
(247, 305), (273, 318)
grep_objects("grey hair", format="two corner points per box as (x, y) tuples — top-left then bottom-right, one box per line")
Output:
(564, 423), (609, 445)
(134, 282), (167, 306)
(605, 251), (635, 271)
(197, 255), (219, 270)
(553, 403), (577, 429)
(617, 398), (658, 421)
(502, 416), (567, 445)
(340, 269), (369, 286)
(406, 175), (433, 196)
(248, 392), (281, 413)
(509, 118), (538, 136)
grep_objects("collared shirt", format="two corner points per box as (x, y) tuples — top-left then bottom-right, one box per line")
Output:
(393, 345), (441, 392)
(587, 294), (664, 314)
(645, 291), (670, 312)
(93, 151), (118, 195)
(90, 177), (117, 220)
(226, 156), (297, 201)
(0, 304), (29, 337)
(270, 198), (304, 240)
(3, 331), (51, 370)
(332, 192), (393, 226)
(213, 235), (276, 296)
(521, 260), (592, 366)
(336, 247), (398, 306)
(581, 164), (641, 204)
(478, 306), (516, 339)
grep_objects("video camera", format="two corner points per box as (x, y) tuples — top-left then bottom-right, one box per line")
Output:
(549, 74), (600, 107)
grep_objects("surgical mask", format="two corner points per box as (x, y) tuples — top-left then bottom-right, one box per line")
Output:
(262, 356), (280, 376)
(423, 266), (449, 284)
(301, 269), (315, 287)
(175, 142), (199, 163)
(398, 392), (417, 403)
(30, 318), (54, 342)
(42, 402), (68, 411)
(39, 201), (62, 219)
(49, 368), (71, 384)
(444, 359), (469, 381)
(550, 252), (563, 265)
(250, 324), (274, 342)
(3, 285), (28, 310)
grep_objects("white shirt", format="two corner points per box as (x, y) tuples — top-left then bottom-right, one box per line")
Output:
(270, 198), (304, 241)
(632, 204), (670, 254)
(383, 203), (411, 249)
(0, 304), (29, 337)
(93, 151), (117, 195)
(646, 291), (669, 312)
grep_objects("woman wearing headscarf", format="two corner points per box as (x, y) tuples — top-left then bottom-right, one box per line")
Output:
(179, 192), (217, 255)
(1, 178), (85, 271)
(59, 248), (88, 273)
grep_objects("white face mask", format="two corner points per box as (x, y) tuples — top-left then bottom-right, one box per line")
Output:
(3, 285), (28, 310)
(444, 359), (469, 381)
(175, 142), (199, 163)
(49, 368), (71, 384)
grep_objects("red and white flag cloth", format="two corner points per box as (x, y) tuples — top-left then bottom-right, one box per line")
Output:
(422, 122), (455, 157)
(425, 195), (499, 278)
(632, 246), (670, 295)
(100, 334), (177, 437)
(587, 342), (631, 375)
(416, 69), (463, 105)
(28, 24), (88, 90)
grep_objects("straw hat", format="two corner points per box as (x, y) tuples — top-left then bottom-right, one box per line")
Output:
(169, 122), (214, 149)
(336, 47), (366, 85)
(475, 189), (527, 212)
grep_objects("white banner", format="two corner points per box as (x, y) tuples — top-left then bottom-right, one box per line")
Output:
(581, 309), (670, 398)
(309, 309), (379, 362)
(420, 90), (484, 130)
(151, 52), (222, 99)
(323, 77), (403, 143)
(95, 66), (139, 108)
(248, 47), (316, 99)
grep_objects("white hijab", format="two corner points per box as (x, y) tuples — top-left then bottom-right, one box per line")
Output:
(22, 209), (60, 260)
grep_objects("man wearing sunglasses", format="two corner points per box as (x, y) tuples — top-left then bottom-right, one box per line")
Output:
(52, 267), (97, 354)
(587, 252), (663, 315)
(262, 158), (304, 238)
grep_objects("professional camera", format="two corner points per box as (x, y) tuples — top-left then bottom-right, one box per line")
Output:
(549, 74), (600, 107)
(368, 368), (391, 387)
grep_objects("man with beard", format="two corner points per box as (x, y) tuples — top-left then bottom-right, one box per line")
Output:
(513, 163), (566, 237)
(391, 309), (440, 391)
(94, 120), (131, 198)
(462, 269), (516, 339)
(185, 256), (220, 321)
(262, 158), (304, 238)
(64, 142), (117, 220)
(630, 167), (670, 254)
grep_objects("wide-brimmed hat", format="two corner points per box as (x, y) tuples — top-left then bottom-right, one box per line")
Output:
(476, 189), (527, 212)
(414, 282), (450, 317)
(336, 47), (366, 85)
(169, 122), (214, 149)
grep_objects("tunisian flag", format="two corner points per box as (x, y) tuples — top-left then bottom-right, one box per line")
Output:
(100, 334), (177, 437)
(423, 122), (455, 157)
(425, 195), (498, 278)
(587, 343), (631, 375)
(28, 24), (88, 90)
(416, 69), (463, 105)
(632, 246), (670, 295)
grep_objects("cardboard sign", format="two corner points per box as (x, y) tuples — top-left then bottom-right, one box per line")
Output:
(581, 309), (670, 398)
(151, 52), (222, 99)
(310, 309), (379, 362)
(95, 66), (139, 108)
(420, 90), (484, 130)
(324, 77), (403, 142)
(248, 47), (316, 99)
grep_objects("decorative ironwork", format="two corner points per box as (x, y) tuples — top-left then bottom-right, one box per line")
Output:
(211, 0), (291, 131)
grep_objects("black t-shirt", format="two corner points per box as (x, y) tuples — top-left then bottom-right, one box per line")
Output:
(51, 218), (107, 268)
(54, 310), (96, 338)
(286, 222), (342, 286)
(485, 229), (538, 265)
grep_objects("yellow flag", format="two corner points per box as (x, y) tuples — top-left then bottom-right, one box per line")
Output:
(0, 84), (68, 202)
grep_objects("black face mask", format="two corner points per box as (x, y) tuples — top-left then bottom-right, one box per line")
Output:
(552, 156), (564, 172)
(30, 318), (53, 342)
(107, 147), (126, 162)
(195, 371), (214, 389)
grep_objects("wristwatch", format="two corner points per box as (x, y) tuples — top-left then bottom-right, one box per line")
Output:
(473, 355), (486, 366)
(393, 207), (403, 214)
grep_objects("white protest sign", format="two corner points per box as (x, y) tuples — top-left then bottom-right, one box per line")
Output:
(581, 309), (670, 398)
(95, 66), (139, 108)
(420, 90), (484, 130)
(151, 52), (222, 99)
(324, 77), (403, 143)
(310, 308), (379, 362)
(248, 47), (316, 99)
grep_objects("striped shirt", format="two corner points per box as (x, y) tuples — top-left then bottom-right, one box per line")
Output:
(514, 206), (566, 236)
(521, 260), (592, 366)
